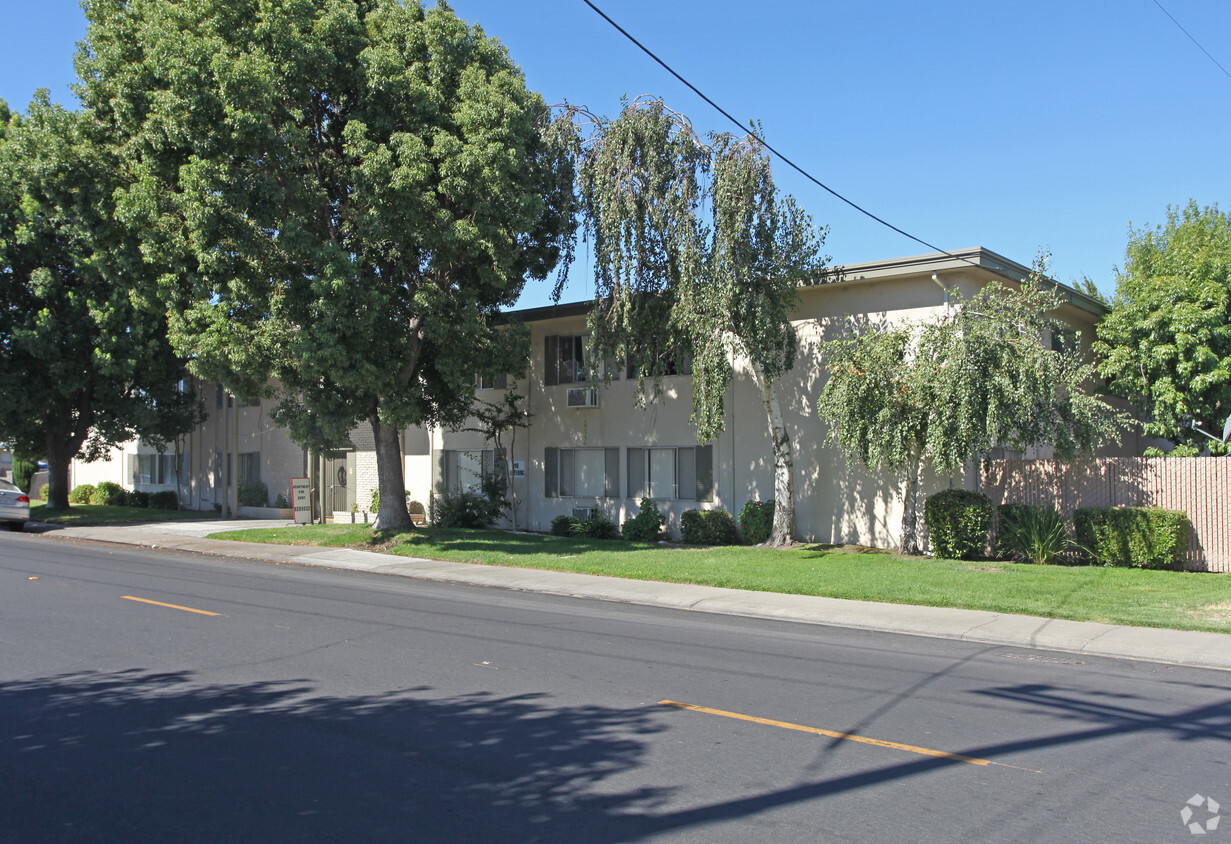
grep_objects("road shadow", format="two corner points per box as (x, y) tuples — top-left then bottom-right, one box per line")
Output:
(0, 669), (670, 843)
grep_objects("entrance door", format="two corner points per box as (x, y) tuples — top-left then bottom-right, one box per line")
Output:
(323, 452), (351, 514)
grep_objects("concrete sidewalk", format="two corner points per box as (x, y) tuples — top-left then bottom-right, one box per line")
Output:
(30, 518), (1231, 672)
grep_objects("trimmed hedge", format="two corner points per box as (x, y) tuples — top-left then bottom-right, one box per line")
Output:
(681, 509), (740, 545)
(238, 481), (268, 507)
(924, 489), (992, 560)
(738, 501), (774, 544)
(90, 481), (128, 507)
(1074, 506), (1188, 570)
(127, 490), (151, 508)
(68, 484), (96, 504)
(149, 491), (179, 510)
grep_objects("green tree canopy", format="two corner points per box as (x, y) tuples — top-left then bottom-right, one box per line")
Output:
(575, 100), (827, 545)
(1093, 201), (1231, 455)
(816, 266), (1125, 554)
(0, 92), (201, 509)
(78, 0), (577, 528)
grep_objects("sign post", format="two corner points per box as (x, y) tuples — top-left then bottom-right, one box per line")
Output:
(291, 477), (313, 524)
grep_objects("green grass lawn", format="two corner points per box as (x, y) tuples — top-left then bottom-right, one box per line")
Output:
(211, 524), (1231, 635)
(30, 502), (219, 527)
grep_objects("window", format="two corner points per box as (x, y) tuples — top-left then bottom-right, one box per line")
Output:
(477, 373), (508, 391)
(238, 451), (261, 486)
(544, 447), (620, 498)
(625, 341), (691, 379)
(1051, 327), (1079, 356)
(440, 448), (505, 494)
(132, 453), (180, 486)
(627, 445), (713, 501)
(543, 335), (619, 386)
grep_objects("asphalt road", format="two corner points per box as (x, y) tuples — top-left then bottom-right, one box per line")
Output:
(1, 531), (1228, 843)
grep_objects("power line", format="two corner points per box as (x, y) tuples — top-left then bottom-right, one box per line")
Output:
(1151, 0), (1231, 82)
(579, 0), (973, 265)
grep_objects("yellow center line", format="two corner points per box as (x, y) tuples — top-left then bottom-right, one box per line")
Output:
(659, 700), (1040, 772)
(122, 596), (221, 616)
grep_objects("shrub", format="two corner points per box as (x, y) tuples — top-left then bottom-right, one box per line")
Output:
(431, 490), (501, 528)
(681, 509), (740, 545)
(149, 491), (179, 510)
(90, 481), (128, 506)
(126, 490), (151, 509)
(370, 489), (380, 513)
(68, 484), (95, 505)
(238, 481), (267, 507)
(274, 492), (290, 509)
(996, 504), (1075, 565)
(924, 489), (992, 560)
(622, 497), (665, 542)
(408, 499), (426, 515)
(1074, 506), (1189, 570)
(551, 514), (579, 537)
(738, 500), (774, 544)
(570, 514), (621, 540)
(12, 456), (36, 496)
(36, 483), (49, 501)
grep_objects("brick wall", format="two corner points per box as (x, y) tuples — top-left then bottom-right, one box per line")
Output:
(980, 458), (1231, 572)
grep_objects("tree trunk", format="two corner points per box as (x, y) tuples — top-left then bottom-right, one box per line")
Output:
(899, 452), (922, 555)
(754, 365), (796, 547)
(371, 410), (412, 531)
(44, 429), (84, 512)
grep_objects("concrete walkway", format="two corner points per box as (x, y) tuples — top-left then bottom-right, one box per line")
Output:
(30, 518), (1231, 672)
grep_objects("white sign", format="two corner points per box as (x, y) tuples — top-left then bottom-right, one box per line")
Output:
(511, 460), (525, 478)
(291, 477), (313, 524)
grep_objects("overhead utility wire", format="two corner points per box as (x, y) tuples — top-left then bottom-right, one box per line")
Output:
(1150, 0), (1231, 82)
(580, 0), (974, 265)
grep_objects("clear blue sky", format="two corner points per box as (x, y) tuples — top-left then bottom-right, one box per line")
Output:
(2, 0), (1227, 309)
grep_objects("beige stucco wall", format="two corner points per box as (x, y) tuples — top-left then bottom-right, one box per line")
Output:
(436, 251), (1119, 548)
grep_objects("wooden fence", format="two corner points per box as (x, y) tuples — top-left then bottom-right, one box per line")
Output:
(979, 458), (1230, 572)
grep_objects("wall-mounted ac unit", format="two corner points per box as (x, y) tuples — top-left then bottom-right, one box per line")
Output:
(566, 386), (600, 408)
(572, 507), (599, 520)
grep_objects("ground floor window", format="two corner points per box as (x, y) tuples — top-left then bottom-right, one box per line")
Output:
(131, 453), (180, 486)
(440, 448), (505, 494)
(627, 445), (713, 502)
(544, 447), (619, 498)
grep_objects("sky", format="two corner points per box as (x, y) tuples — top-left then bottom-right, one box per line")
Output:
(1, 0), (1228, 310)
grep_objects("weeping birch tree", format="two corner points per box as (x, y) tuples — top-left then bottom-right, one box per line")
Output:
(576, 100), (827, 546)
(816, 266), (1126, 555)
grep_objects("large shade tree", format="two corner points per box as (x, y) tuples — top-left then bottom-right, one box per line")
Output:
(816, 267), (1126, 554)
(1094, 201), (1231, 455)
(0, 93), (201, 509)
(78, 0), (576, 528)
(575, 100), (827, 546)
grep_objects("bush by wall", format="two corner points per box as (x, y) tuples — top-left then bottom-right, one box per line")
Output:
(1074, 506), (1189, 570)
(570, 515), (621, 540)
(622, 498), (665, 542)
(68, 484), (95, 505)
(738, 501), (774, 544)
(126, 490), (151, 508)
(238, 481), (268, 508)
(431, 490), (500, 528)
(90, 481), (128, 507)
(924, 489), (992, 560)
(149, 491), (179, 510)
(681, 509), (740, 546)
(551, 514), (578, 536)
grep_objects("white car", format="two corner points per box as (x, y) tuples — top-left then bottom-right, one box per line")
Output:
(0, 479), (30, 530)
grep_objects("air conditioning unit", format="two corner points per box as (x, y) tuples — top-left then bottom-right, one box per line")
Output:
(572, 507), (599, 520)
(566, 386), (600, 408)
